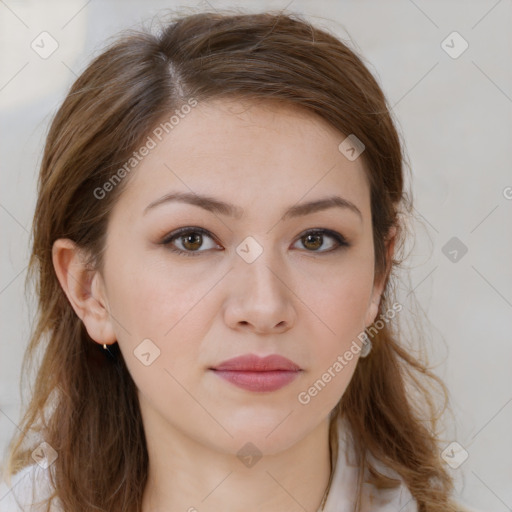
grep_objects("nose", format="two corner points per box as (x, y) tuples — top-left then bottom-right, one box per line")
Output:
(223, 255), (297, 335)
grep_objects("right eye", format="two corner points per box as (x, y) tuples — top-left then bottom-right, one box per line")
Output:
(160, 227), (223, 257)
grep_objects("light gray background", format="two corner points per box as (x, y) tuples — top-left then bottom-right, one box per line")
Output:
(1, 1), (511, 510)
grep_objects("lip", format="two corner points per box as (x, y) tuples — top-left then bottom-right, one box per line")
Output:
(209, 354), (302, 392)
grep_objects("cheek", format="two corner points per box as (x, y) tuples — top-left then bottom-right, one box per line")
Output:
(107, 252), (211, 338)
(106, 256), (218, 392)
(294, 277), (369, 415)
(300, 260), (374, 334)
(295, 255), (374, 384)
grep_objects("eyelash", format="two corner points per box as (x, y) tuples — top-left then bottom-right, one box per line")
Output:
(159, 226), (350, 258)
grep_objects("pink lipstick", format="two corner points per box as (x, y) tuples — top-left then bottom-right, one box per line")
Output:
(210, 354), (302, 392)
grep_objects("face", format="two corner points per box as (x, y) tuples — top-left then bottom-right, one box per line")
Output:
(88, 98), (384, 456)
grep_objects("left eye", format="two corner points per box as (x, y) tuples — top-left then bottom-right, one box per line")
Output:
(292, 229), (349, 253)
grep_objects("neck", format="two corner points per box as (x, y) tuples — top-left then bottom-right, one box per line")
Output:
(140, 404), (332, 512)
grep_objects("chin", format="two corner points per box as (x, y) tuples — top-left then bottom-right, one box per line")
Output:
(212, 414), (317, 456)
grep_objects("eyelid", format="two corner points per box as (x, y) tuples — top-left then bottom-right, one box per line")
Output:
(160, 226), (215, 245)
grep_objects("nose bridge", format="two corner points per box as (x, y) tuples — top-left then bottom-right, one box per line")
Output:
(238, 239), (286, 300)
(225, 238), (296, 332)
(245, 253), (281, 295)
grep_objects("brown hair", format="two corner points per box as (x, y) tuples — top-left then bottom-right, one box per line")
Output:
(5, 8), (458, 511)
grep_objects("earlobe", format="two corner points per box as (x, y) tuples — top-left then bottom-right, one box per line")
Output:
(52, 238), (116, 346)
(365, 297), (380, 328)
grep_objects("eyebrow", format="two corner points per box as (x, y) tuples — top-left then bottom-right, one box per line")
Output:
(143, 192), (362, 221)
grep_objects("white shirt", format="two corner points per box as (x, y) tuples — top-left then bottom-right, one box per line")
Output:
(0, 419), (480, 512)
(319, 416), (416, 512)
(320, 417), (480, 512)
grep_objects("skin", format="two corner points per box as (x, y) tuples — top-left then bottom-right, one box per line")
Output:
(53, 98), (395, 512)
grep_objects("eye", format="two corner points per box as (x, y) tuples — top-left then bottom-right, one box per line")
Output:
(292, 228), (349, 253)
(160, 227), (222, 257)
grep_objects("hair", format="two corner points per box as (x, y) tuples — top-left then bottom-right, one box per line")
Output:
(4, 7), (459, 512)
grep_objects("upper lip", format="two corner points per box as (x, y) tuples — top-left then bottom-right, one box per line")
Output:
(210, 354), (301, 372)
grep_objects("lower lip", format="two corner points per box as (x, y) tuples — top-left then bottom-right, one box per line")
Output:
(211, 370), (301, 392)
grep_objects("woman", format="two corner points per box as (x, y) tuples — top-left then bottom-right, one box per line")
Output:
(0, 9), (478, 512)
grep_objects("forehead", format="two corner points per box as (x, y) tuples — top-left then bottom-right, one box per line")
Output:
(113, 98), (371, 222)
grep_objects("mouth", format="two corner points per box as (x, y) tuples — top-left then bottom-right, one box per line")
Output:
(209, 354), (302, 392)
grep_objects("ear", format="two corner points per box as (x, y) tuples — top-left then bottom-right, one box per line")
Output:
(365, 225), (397, 327)
(52, 238), (116, 346)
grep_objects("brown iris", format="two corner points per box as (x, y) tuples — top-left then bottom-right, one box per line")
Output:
(302, 233), (323, 250)
(181, 232), (203, 251)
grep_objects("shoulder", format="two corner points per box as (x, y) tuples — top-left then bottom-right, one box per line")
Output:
(0, 464), (61, 512)
(323, 417), (419, 512)
(325, 417), (483, 512)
